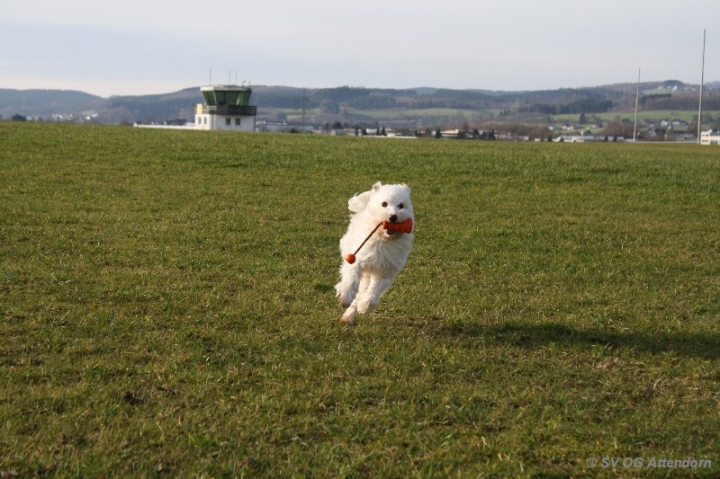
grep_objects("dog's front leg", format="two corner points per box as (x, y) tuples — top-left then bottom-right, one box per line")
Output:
(341, 302), (358, 324)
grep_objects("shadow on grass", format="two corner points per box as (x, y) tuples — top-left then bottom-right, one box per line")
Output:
(440, 322), (720, 360)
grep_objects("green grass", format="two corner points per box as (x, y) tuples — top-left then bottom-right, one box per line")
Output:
(2, 123), (720, 477)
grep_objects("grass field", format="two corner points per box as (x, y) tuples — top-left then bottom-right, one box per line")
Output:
(1, 123), (720, 477)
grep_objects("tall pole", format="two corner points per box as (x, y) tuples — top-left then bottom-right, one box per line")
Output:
(301, 88), (307, 133)
(633, 68), (640, 142)
(697, 29), (706, 144)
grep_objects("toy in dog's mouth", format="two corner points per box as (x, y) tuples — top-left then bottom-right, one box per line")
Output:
(384, 225), (400, 236)
(382, 218), (413, 235)
(345, 218), (413, 263)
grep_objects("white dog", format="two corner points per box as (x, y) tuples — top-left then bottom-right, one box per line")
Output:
(335, 182), (414, 324)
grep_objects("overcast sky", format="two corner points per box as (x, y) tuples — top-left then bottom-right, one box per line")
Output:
(1, 0), (717, 97)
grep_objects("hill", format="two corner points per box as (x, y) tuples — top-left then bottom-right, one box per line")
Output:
(0, 89), (104, 121)
(1, 80), (718, 129)
(101, 88), (201, 125)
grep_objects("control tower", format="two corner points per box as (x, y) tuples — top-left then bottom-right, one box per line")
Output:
(195, 84), (257, 131)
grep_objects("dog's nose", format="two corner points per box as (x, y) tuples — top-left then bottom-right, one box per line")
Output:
(389, 214), (398, 222)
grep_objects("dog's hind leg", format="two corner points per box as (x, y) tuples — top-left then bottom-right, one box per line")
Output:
(336, 262), (361, 309)
(342, 273), (371, 324)
(357, 275), (394, 315)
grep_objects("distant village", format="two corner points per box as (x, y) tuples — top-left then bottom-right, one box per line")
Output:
(3, 82), (719, 144)
(254, 116), (705, 143)
(7, 109), (717, 144)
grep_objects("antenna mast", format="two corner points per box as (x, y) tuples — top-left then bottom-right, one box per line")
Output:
(633, 68), (640, 142)
(301, 88), (308, 133)
(697, 29), (706, 144)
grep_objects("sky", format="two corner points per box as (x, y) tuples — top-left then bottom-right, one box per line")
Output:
(1, 0), (718, 98)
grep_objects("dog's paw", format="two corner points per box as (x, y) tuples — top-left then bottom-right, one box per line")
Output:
(336, 291), (351, 308)
(340, 313), (356, 325)
(336, 287), (354, 309)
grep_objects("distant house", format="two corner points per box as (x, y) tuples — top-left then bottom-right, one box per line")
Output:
(647, 127), (666, 138)
(700, 130), (720, 145)
(554, 134), (596, 143)
(440, 129), (460, 139)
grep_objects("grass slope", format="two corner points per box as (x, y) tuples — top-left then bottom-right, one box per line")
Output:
(1, 123), (720, 477)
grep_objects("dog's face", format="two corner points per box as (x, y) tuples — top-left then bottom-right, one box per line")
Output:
(363, 182), (413, 239)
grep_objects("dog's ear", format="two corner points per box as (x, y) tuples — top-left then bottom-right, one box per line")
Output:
(372, 182), (383, 192)
(400, 183), (411, 193)
(348, 190), (372, 213)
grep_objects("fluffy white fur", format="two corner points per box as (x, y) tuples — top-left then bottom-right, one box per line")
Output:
(335, 182), (414, 324)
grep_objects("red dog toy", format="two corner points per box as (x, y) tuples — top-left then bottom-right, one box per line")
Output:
(345, 218), (413, 264)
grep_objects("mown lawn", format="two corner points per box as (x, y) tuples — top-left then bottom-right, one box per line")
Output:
(1, 123), (719, 477)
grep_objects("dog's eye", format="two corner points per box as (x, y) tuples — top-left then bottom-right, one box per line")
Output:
(381, 202), (388, 207)
(398, 203), (404, 209)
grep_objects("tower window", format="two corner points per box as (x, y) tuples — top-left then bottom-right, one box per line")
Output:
(225, 118), (231, 126)
(235, 118), (241, 126)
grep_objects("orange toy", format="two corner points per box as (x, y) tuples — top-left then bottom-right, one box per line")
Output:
(345, 218), (413, 264)
(382, 218), (413, 234)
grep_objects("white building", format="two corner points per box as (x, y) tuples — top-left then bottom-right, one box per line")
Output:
(194, 85), (257, 132)
(700, 130), (720, 145)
